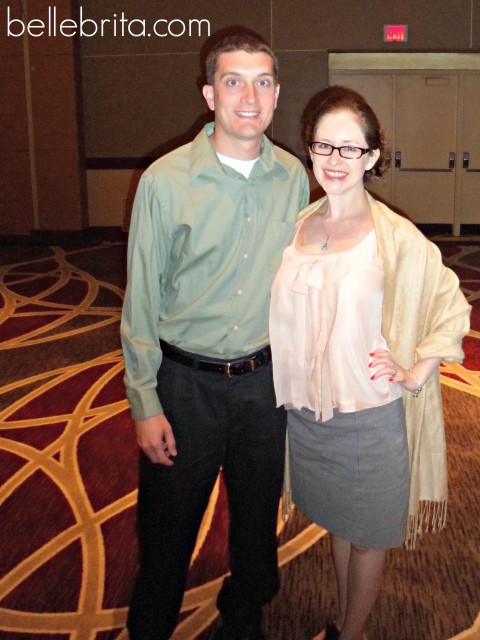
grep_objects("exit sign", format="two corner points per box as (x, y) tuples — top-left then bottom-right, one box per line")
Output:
(384, 24), (408, 42)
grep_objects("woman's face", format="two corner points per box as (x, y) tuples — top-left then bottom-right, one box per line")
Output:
(310, 109), (380, 198)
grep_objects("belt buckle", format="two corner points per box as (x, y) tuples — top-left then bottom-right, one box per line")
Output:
(223, 356), (257, 378)
(223, 362), (233, 378)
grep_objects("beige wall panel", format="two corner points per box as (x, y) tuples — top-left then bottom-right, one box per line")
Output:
(80, 0), (271, 56)
(273, 0), (471, 50)
(34, 149), (84, 230)
(273, 51), (328, 160)
(82, 54), (211, 158)
(29, 53), (80, 150)
(0, 54), (28, 150)
(87, 168), (142, 228)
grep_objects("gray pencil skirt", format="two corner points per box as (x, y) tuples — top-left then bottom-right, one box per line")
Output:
(288, 398), (410, 549)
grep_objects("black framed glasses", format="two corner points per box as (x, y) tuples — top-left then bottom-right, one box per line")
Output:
(310, 142), (371, 160)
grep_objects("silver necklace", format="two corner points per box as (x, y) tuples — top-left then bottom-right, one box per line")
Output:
(319, 213), (364, 251)
(319, 216), (346, 251)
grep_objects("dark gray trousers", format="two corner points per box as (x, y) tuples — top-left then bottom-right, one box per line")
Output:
(127, 354), (286, 639)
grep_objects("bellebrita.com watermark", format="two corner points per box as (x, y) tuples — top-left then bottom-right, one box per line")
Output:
(5, 5), (211, 38)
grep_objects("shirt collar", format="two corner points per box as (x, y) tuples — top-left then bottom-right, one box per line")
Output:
(189, 122), (291, 181)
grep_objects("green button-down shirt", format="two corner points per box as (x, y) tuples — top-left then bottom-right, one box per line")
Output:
(121, 122), (310, 420)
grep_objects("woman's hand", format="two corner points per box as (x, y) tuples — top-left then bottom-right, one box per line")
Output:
(368, 350), (441, 394)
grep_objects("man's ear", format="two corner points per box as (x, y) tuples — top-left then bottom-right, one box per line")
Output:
(202, 85), (215, 111)
(274, 84), (280, 109)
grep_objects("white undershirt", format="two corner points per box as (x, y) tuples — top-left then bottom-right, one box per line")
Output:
(217, 153), (259, 179)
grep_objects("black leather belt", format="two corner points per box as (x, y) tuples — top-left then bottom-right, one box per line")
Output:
(160, 340), (271, 378)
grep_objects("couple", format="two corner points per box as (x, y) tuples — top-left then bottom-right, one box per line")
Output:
(120, 29), (470, 640)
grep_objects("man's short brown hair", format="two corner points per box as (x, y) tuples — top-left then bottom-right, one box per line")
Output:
(205, 30), (278, 85)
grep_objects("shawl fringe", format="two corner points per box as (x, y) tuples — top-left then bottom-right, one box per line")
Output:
(405, 500), (447, 549)
(282, 489), (293, 522)
(282, 433), (293, 522)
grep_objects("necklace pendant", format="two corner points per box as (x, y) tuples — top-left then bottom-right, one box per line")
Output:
(321, 236), (329, 251)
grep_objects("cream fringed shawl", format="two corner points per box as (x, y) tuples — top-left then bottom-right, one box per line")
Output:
(284, 192), (471, 549)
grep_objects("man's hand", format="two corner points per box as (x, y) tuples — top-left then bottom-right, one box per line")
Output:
(134, 414), (177, 466)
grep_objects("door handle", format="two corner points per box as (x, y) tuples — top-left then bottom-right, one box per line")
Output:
(395, 151), (456, 172)
(462, 152), (480, 172)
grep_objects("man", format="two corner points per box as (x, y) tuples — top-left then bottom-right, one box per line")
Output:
(121, 29), (309, 640)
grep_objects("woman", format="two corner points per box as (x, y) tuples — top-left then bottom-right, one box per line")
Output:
(269, 86), (470, 640)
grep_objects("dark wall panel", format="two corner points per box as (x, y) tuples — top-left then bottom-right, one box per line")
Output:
(473, 0), (480, 47)
(26, 0), (75, 55)
(81, 0), (478, 163)
(30, 54), (79, 151)
(80, 0), (271, 56)
(82, 54), (210, 159)
(80, 0), (273, 159)
(273, 51), (328, 159)
(273, 0), (392, 50)
(0, 54), (29, 150)
(273, 0), (472, 50)
(389, 0), (472, 48)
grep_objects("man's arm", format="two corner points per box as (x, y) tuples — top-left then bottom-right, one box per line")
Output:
(121, 174), (177, 465)
(299, 166), (310, 210)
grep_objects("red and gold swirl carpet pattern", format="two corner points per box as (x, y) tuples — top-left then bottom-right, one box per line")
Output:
(0, 242), (479, 640)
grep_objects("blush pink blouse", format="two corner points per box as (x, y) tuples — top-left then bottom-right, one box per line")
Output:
(269, 229), (401, 421)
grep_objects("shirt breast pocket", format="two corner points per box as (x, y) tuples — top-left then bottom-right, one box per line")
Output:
(267, 221), (295, 273)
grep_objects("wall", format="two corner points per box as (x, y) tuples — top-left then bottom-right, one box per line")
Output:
(2, 0), (480, 234)
(0, 0), (87, 236)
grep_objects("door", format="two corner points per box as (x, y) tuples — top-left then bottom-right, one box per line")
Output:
(393, 73), (457, 225)
(330, 65), (480, 234)
(456, 74), (480, 232)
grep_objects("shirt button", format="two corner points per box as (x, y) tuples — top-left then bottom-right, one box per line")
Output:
(243, 253), (249, 259)
(237, 289), (243, 295)
(233, 325), (239, 331)
(246, 217), (251, 223)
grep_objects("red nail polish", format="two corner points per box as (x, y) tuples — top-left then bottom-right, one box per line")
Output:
(369, 353), (375, 356)
(370, 375), (375, 380)
(389, 378), (394, 382)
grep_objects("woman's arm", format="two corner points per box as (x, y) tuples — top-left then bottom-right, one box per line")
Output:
(369, 350), (442, 396)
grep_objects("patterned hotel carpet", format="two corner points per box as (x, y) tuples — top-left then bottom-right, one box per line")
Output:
(0, 241), (479, 640)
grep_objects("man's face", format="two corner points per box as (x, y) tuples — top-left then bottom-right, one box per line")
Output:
(202, 50), (280, 156)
